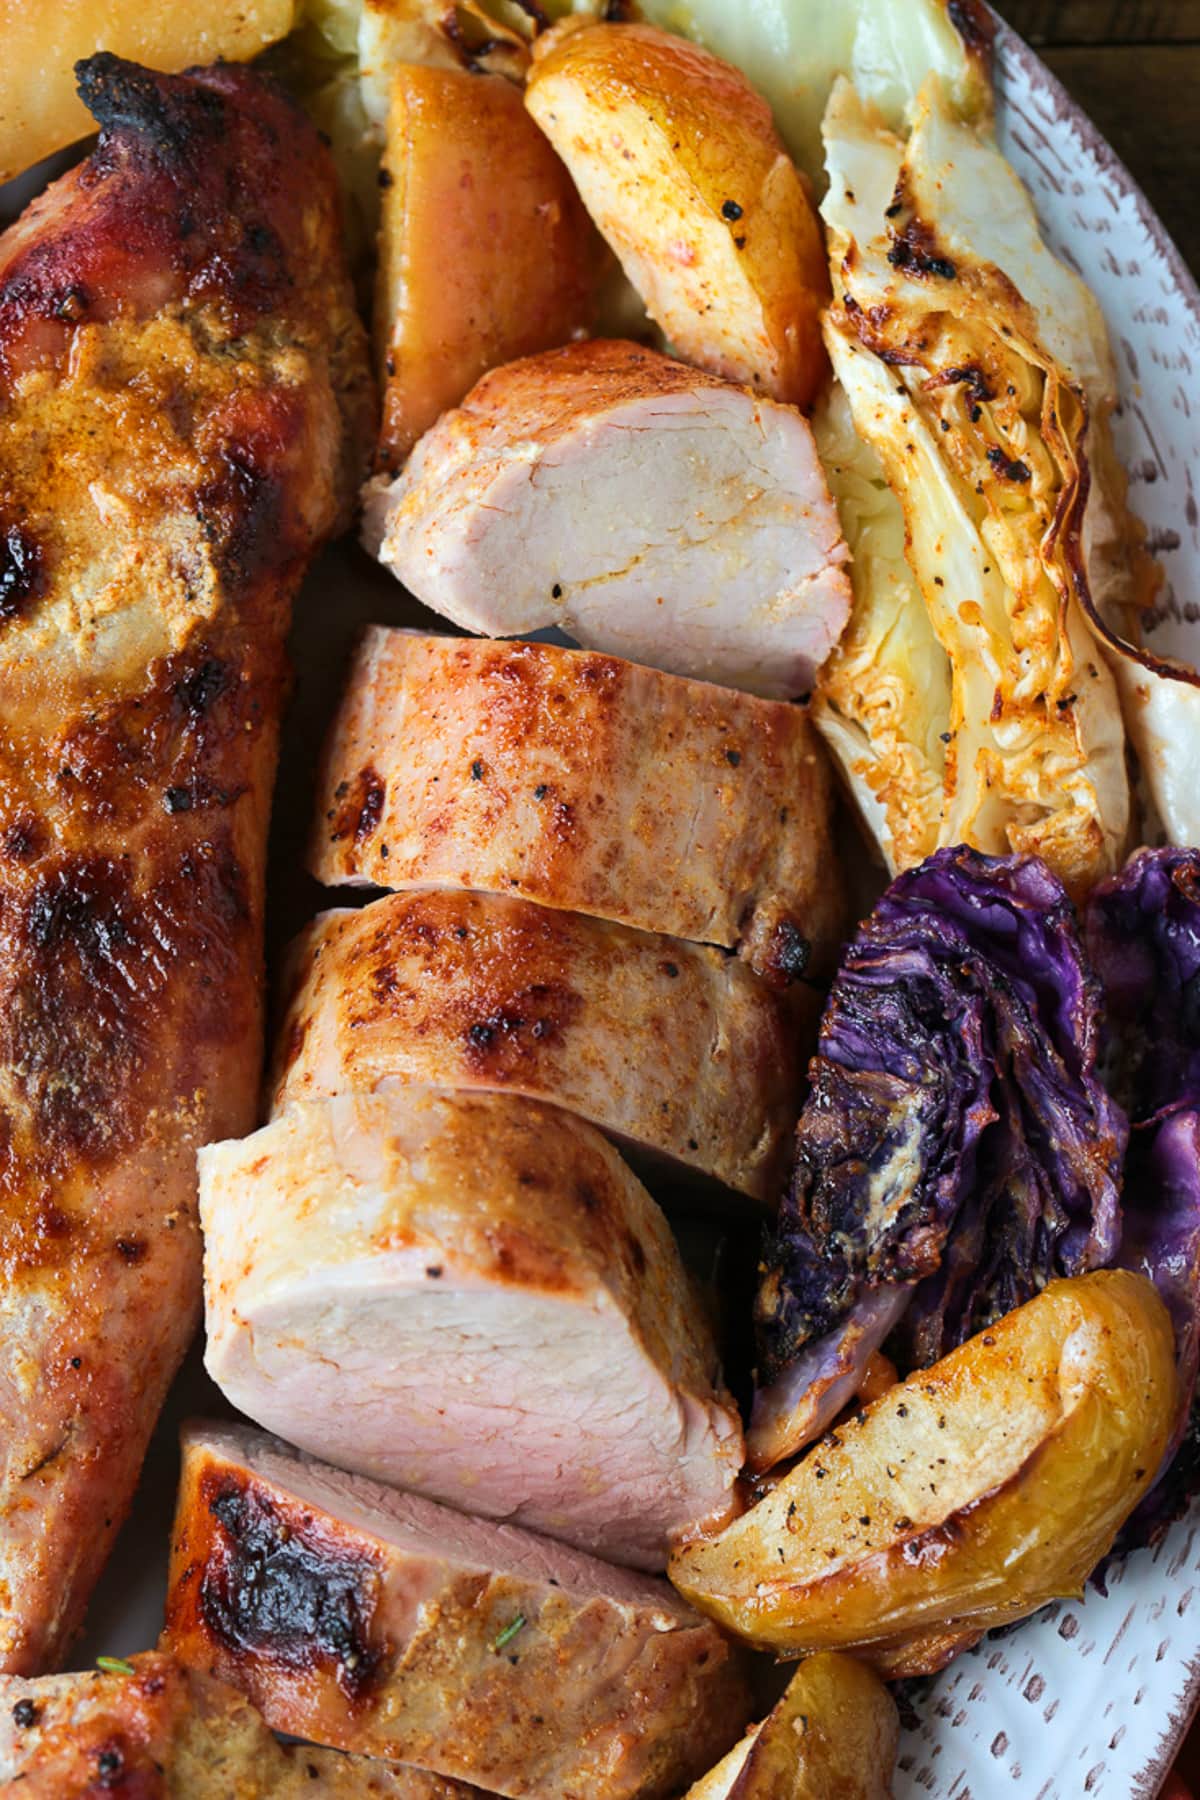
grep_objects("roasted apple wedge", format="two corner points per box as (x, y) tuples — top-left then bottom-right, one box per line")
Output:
(376, 63), (598, 467)
(683, 1651), (898, 1799)
(0, 0), (295, 180)
(525, 21), (829, 408)
(670, 1272), (1177, 1672)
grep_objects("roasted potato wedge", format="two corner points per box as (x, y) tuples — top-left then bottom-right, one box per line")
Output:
(525, 21), (828, 408)
(670, 1272), (1177, 1673)
(685, 1652), (898, 1799)
(375, 63), (599, 466)
(0, 0), (294, 181)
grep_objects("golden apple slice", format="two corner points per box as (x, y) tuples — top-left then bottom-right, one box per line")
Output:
(0, 0), (294, 181)
(526, 20), (828, 408)
(670, 1272), (1177, 1673)
(376, 62), (599, 467)
(684, 1651), (898, 1799)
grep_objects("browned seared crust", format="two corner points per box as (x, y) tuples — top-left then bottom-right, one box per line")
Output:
(163, 1426), (751, 1800)
(0, 1651), (480, 1795)
(0, 56), (371, 1672)
(270, 889), (799, 1200)
(310, 630), (841, 984)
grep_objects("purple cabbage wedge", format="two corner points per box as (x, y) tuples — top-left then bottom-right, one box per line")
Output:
(749, 846), (1127, 1473)
(1087, 847), (1200, 1549)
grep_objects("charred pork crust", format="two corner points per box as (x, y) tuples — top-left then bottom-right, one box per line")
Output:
(327, 766), (388, 847)
(191, 1474), (385, 1702)
(1, 836), (251, 1182)
(0, 524), (44, 623)
(760, 917), (812, 987)
(76, 51), (270, 163)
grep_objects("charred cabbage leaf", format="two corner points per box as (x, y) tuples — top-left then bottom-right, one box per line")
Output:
(750, 846), (1126, 1471)
(810, 382), (948, 872)
(1088, 848), (1200, 1549)
(817, 78), (1131, 898)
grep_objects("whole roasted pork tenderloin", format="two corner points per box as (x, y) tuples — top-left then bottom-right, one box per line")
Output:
(0, 54), (370, 1673)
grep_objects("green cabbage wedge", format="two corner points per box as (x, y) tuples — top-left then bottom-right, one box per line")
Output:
(816, 78), (1131, 896)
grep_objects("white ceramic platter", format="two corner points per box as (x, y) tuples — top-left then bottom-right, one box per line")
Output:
(11, 10), (1200, 1799)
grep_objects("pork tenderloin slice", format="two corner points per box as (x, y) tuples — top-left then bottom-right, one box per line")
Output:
(360, 339), (851, 700)
(270, 889), (797, 1202)
(163, 1423), (751, 1800)
(200, 1090), (743, 1569)
(0, 1651), (479, 1797)
(311, 629), (840, 985)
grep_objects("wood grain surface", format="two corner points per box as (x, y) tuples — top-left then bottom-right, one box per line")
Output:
(998, 2), (1200, 275)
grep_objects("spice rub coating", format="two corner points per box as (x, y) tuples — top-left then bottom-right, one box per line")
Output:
(311, 630), (841, 985)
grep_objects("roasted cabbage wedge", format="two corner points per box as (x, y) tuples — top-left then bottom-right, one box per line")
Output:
(684, 1653), (898, 1800)
(750, 847), (1125, 1473)
(628, 0), (993, 183)
(1089, 849), (1200, 1549)
(810, 382), (947, 869)
(671, 1272), (1177, 1673)
(525, 20), (829, 408)
(816, 78), (1131, 897)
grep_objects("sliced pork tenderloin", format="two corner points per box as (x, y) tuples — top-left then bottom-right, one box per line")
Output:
(270, 889), (797, 1202)
(163, 1423), (751, 1800)
(361, 340), (851, 700)
(200, 1089), (742, 1569)
(0, 1651), (478, 1797)
(311, 630), (840, 986)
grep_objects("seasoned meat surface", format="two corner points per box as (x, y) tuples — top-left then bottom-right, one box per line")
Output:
(0, 55), (371, 1672)
(270, 888), (798, 1200)
(310, 630), (841, 984)
(164, 1423), (751, 1800)
(201, 1089), (743, 1567)
(361, 339), (851, 699)
(0, 1651), (479, 1797)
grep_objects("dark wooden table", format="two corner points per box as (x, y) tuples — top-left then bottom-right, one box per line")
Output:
(998, 1), (1200, 278)
(995, 11), (1199, 1792)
